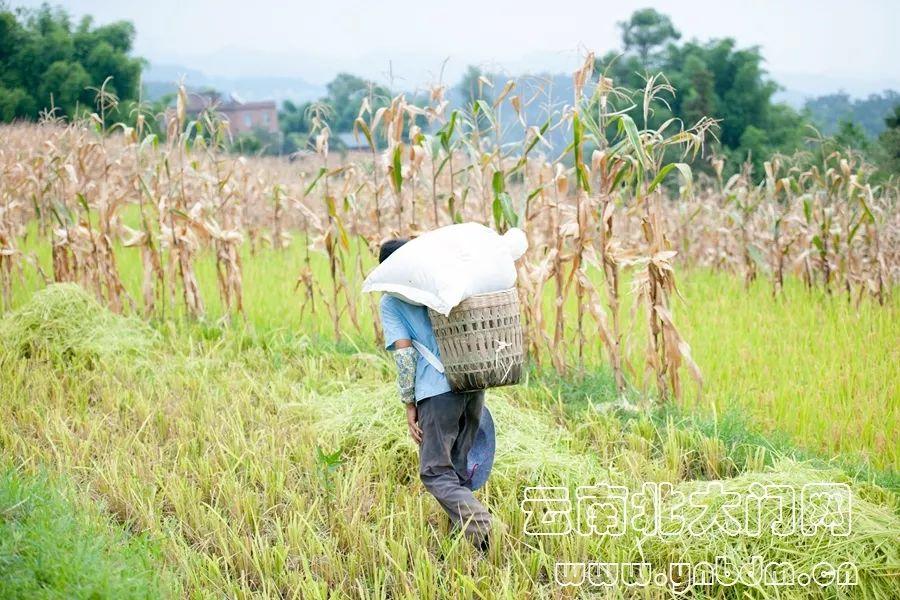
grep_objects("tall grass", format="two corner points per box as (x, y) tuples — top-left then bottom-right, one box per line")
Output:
(1, 286), (898, 598)
(677, 270), (900, 469)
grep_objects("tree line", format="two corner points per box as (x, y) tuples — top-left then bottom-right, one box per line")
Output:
(1, 4), (896, 178)
(0, 3), (143, 122)
(592, 9), (897, 177)
(275, 9), (899, 178)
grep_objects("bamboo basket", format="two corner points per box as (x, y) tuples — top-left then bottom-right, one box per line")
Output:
(428, 288), (525, 392)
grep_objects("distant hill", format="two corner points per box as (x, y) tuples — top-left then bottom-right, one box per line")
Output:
(141, 63), (326, 105)
(770, 70), (900, 107)
(803, 90), (899, 138)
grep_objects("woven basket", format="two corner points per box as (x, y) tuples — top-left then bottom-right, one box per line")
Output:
(428, 288), (525, 392)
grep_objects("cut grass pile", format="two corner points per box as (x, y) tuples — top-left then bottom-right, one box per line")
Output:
(0, 282), (157, 367)
(1, 284), (898, 598)
(646, 463), (899, 595)
(0, 466), (172, 599)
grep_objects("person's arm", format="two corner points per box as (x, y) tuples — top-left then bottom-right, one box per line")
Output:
(380, 300), (423, 444)
(391, 339), (423, 444)
(391, 339), (416, 405)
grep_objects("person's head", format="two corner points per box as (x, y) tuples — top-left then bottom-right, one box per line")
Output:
(379, 238), (408, 263)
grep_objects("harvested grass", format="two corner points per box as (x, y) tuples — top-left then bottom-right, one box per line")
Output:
(0, 283), (156, 367)
(646, 462), (900, 596)
(2, 313), (897, 598)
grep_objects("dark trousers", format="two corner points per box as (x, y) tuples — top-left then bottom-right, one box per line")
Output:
(416, 390), (491, 539)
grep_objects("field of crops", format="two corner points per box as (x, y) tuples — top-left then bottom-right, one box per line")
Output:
(1, 61), (899, 598)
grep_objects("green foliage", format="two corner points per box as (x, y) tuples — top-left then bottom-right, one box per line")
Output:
(230, 126), (283, 156)
(0, 466), (172, 598)
(0, 4), (143, 121)
(833, 119), (872, 153)
(598, 13), (807, 177)
(528, 366), (623, 411)
(231, 131), (262, 154)
(876, 104), (900, 175)
(315, 445), (344, 496)
(327, 73), (390, 132)
(618, 8), (681, 66)
(805, 90), (899, 138)
(826, 103), (900, 178)
(280, 99), (312, 152)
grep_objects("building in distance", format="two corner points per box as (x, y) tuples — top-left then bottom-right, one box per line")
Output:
(165, 91), (279, 136)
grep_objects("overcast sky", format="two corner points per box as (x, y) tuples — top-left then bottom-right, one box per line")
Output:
(11, 0), (900, 94)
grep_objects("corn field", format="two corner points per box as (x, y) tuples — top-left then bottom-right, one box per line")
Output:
(1, 57), (897, 403)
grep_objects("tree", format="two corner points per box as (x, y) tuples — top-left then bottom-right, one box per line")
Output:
(680, 54), (717, 127)
(805, 91), (900, 138)
(618, 8), (680, 66)
(325, 73), (391, 131)
(279, 99), (313, 153)
(0, 4), (143, 122)
(876, 105), (900, 175)
(834, 120), (871, 153)
(885, 105), (900, 130)
(597, 10), (807, 177)
(40, 60), (92, 111)
(0, 85), (33, 121)
(454, 65), (495, 107)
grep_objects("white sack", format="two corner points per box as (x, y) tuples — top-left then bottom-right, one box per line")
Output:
(362, 223), (528, 315)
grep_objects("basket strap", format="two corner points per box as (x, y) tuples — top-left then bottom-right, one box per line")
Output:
(411, 340), (445, 374)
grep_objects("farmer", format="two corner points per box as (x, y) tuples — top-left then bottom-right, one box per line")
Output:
(377, 238), (492, 550)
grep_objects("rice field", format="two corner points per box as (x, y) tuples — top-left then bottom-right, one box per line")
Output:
(1, 58), (899, 597)
(677, 271), (899, 471)
(1, 283), (898, 598)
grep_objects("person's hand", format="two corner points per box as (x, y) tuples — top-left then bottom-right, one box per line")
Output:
(406, 403), (423, 445)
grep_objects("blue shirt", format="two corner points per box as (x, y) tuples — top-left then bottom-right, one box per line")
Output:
(380, 294), (451, 403)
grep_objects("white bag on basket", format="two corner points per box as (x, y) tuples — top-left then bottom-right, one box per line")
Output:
(362, 223), (528, 316)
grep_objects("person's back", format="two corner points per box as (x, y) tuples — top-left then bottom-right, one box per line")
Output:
(380, 294), (450, 403)
(377, 238), (492, 549)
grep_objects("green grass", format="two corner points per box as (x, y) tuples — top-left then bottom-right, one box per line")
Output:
(11, 229), (898, 470)
(676, 270), (900, 470)
(0, 466), (173, 599)
(5, 224), (898, 600)
(1, 286), (898, 597)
